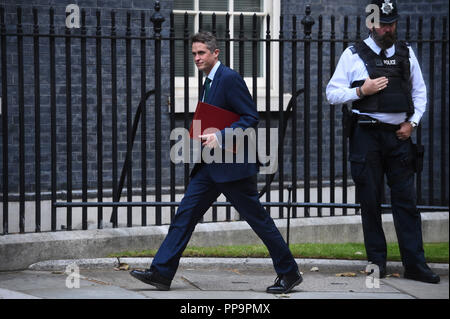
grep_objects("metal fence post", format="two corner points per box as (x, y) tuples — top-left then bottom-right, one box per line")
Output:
(151, 1), (165, 225)
(1, 6), (8, 234)
(301, 5), (314, 218)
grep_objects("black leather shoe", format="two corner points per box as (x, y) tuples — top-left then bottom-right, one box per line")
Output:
(404, 263), (440, 284)
(266, 271), (303, 294)
(130, 269), (172, 290)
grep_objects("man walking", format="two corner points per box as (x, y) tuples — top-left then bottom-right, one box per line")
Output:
(130, 31), (302, 293)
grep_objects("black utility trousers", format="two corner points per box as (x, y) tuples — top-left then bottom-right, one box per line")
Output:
(349, 123), (426, 268)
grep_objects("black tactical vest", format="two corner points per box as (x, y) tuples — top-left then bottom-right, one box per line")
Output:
(350, 40), (414, 115)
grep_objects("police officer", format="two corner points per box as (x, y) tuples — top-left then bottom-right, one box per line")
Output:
(326, 0), (439, 283)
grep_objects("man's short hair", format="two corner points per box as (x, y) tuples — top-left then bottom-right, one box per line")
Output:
(191, 31), (219, 52)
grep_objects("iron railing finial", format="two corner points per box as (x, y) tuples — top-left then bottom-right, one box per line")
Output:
(151, 1), (165, 37)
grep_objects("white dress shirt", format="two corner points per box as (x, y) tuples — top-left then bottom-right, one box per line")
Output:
(201, 60), (222, 146)
(326, 36), (427, 125)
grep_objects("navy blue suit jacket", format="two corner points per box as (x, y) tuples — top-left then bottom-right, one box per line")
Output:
(190, 63), (259, 183)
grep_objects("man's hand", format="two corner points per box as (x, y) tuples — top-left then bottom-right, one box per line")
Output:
(361, 77), (389, 96)
(396, 122), (414, 140)
(199, 133), (219, 148)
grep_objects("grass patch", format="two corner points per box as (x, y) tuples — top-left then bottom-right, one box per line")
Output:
(109, 242), (449, 263)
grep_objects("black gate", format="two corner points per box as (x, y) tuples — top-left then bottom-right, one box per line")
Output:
(0, 2), (448, 234)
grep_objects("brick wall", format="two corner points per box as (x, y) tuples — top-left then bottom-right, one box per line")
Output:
(0, 0), (448, 205)
(280, 0), (449, 204)
(0, 0), (173, 196)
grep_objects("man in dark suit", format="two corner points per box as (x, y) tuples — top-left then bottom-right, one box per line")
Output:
(130, 31), (302, 294)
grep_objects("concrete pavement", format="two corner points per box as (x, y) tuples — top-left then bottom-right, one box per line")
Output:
(0, 257), (448, 300)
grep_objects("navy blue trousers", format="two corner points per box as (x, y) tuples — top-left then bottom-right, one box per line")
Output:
(349, 124), (426, 268)
(150, 165), (298, 280)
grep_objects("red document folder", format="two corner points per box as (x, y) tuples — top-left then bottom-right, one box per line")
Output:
(189, 101), (240, 139)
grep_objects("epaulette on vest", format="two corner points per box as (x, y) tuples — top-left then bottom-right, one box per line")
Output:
(349, 46), (357, 54)
(395, 41), (411, 58)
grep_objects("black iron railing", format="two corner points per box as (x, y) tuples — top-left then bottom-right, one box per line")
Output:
(0, 3), (448, 234)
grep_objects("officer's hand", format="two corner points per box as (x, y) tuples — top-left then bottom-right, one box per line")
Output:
(361, 77), (389, 96)
(396, 122), (413, 140)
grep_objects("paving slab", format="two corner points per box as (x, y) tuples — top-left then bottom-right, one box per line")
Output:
(1, 258), (448, 300)
(381, 276), (449, 299)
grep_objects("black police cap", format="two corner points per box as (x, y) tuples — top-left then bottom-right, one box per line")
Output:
(370, 0), (400, 24)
